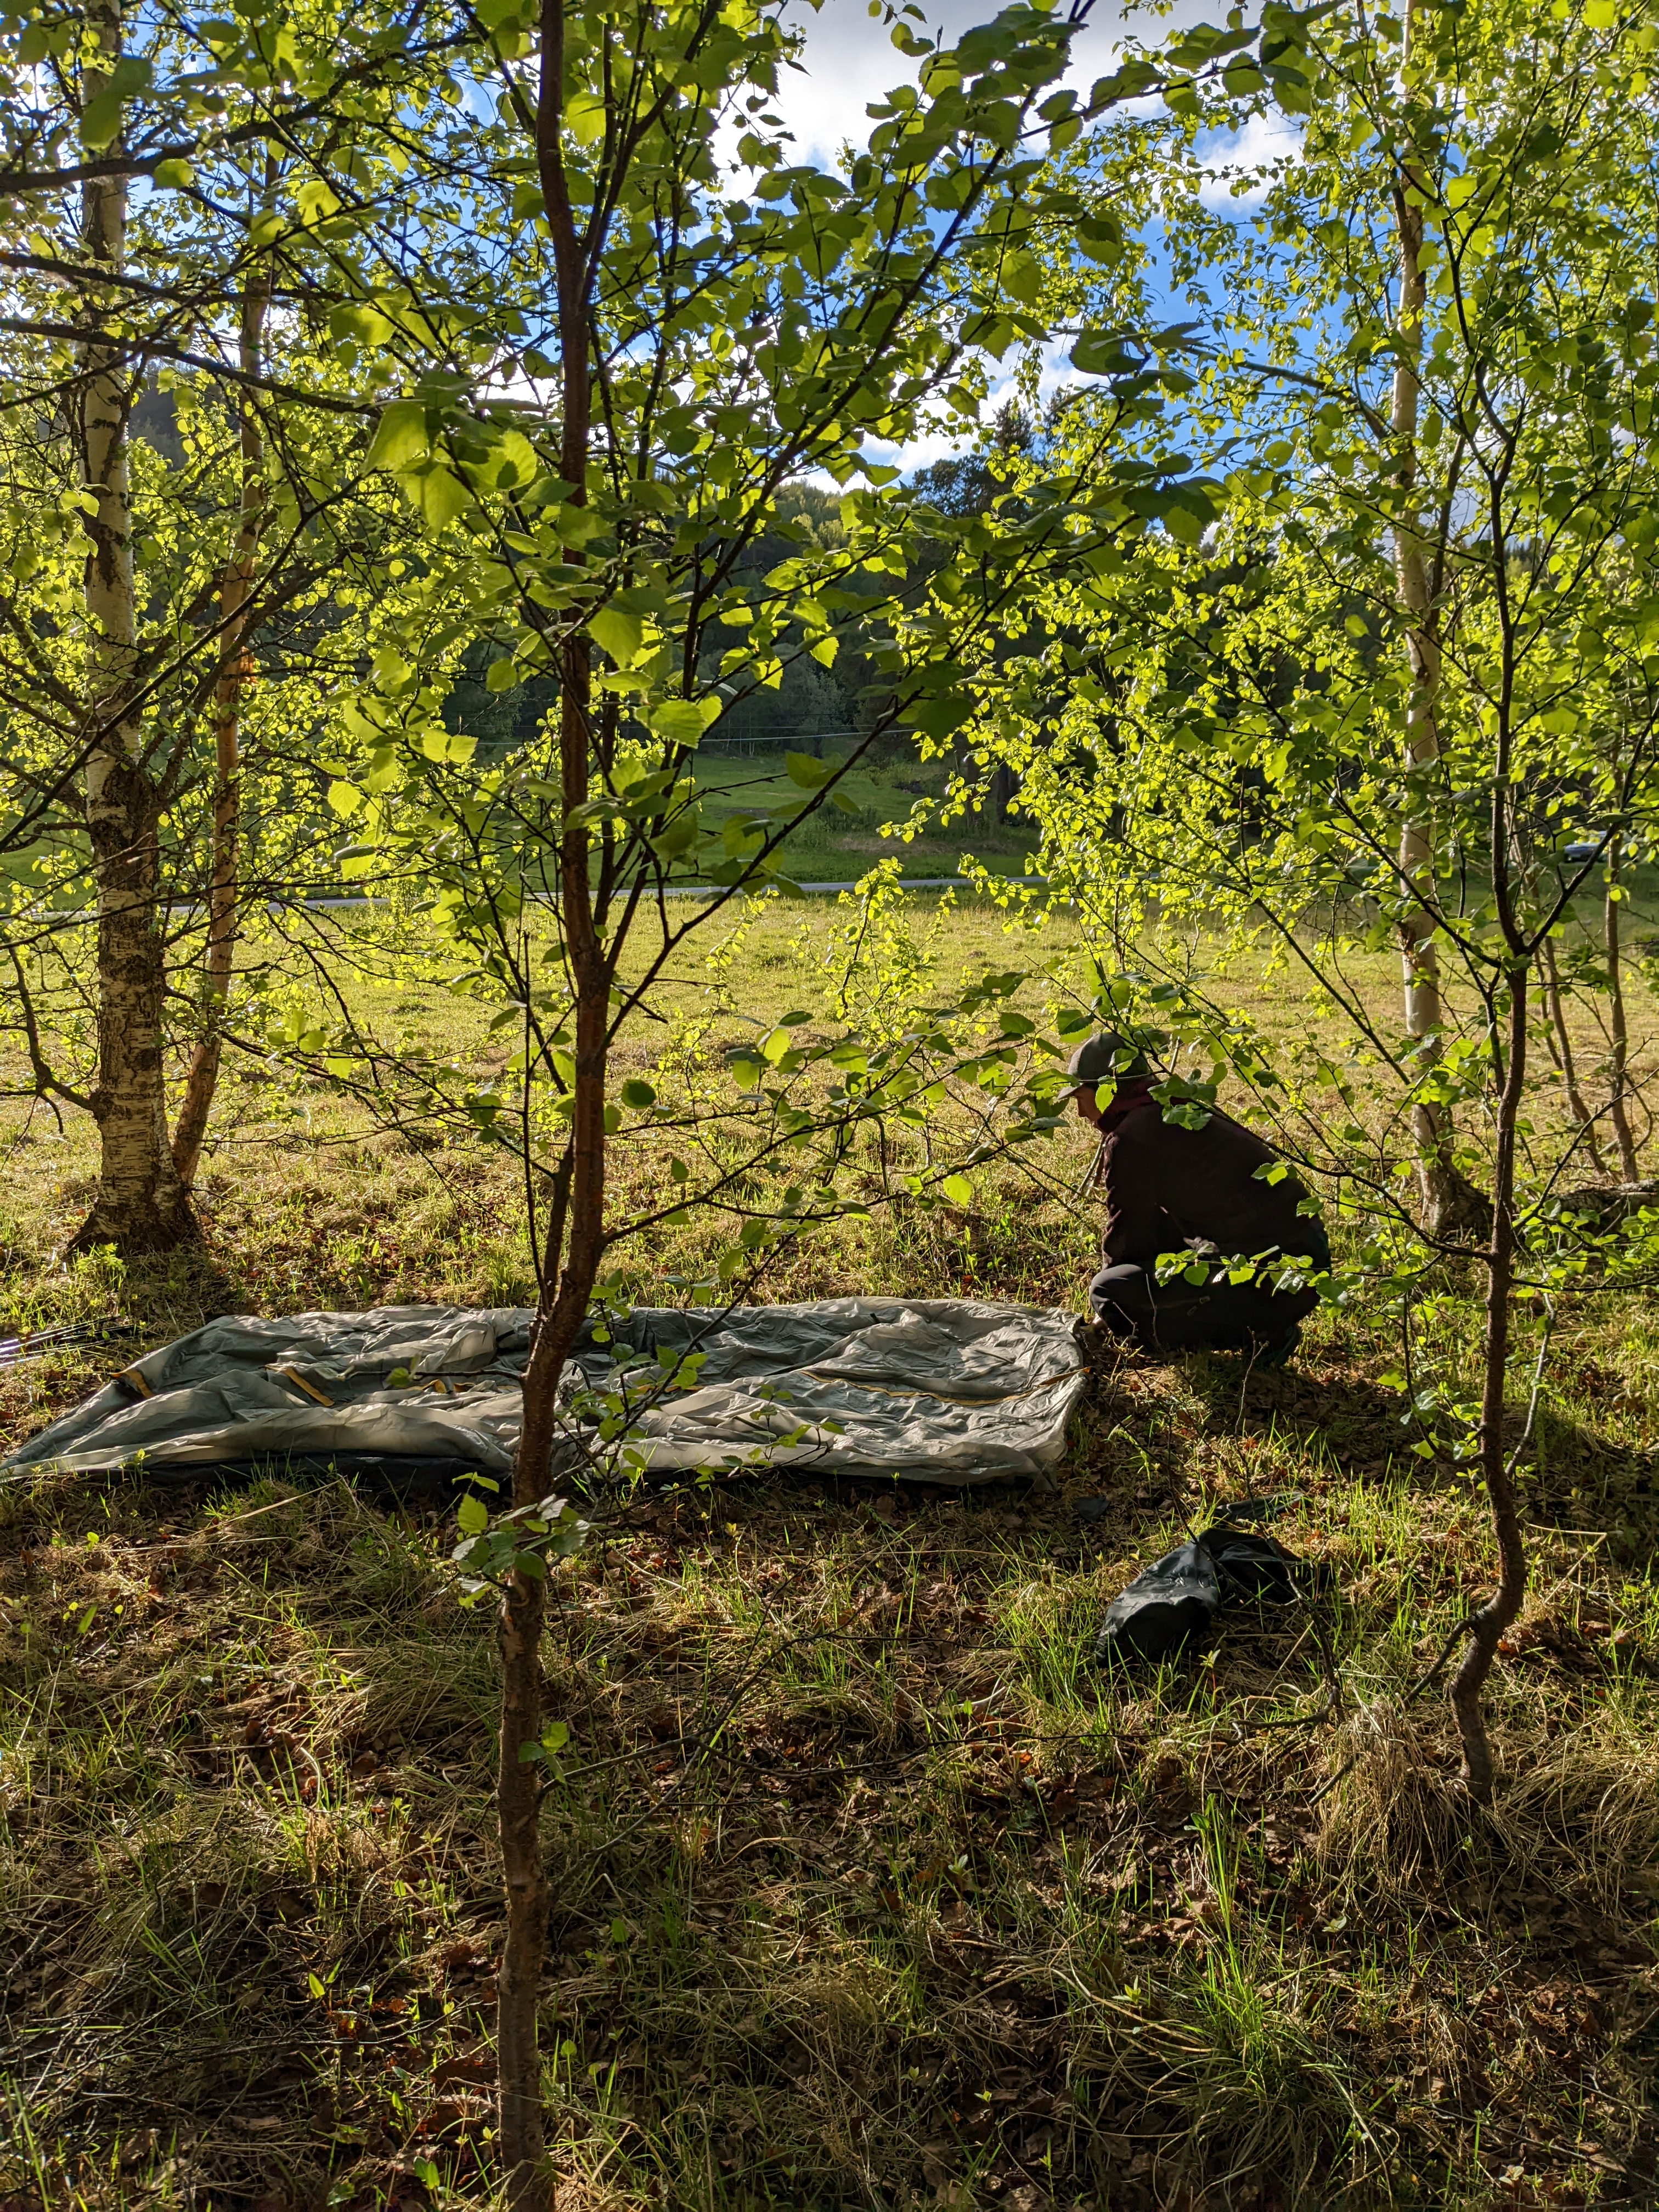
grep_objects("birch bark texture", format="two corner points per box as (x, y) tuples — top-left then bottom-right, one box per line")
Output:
(73, 0), (191, 1252)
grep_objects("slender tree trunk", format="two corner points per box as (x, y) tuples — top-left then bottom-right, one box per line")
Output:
(1447, 959), (1530, 1801)
(1390, 0), (1489, 1248)
(494, 1532), (550, 2208)
(71, 0), (191, 1255)
(1602, 834), (1640, 1181)
(172, 261), (272, 1188)
(989, 759), (1015, 824)
(1538, 937), (1606, 1176)
(490, 7), (608, 2203)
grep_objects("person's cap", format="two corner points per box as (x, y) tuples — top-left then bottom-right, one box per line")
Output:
(1062, 1030), (1149, 1095)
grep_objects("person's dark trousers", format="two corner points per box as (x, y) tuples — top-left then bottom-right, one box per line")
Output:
(1090, 1233), (1329, 1358)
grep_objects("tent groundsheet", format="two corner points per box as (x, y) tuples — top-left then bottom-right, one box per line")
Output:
(1, 1298), (1091, 1490)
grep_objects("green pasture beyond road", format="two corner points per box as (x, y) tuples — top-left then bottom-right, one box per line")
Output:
(688, 747), (1040, 883)
(0, 747), (1042, 907)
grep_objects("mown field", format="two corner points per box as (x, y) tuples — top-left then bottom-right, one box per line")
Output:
(1, 893), (1656, 2212)
(688, 748), (1040, 884)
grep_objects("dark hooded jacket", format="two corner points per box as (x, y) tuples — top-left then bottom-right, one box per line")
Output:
(1095, 1079), (1325, 1269)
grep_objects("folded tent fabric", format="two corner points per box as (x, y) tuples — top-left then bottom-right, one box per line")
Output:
(0, 1297), (1091, 1487)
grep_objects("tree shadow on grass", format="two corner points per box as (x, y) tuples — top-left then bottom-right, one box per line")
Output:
(1088, 1349), (1415, 1482)
(1165, 1352), (1657, 1556)
(97, 1239), (242, 1336)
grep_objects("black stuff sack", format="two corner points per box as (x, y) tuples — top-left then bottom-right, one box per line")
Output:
(1095, 1540), (1221, 1663)
(1094, 1524), (1312, 1665)
(1203, 1527), (1306, 1604)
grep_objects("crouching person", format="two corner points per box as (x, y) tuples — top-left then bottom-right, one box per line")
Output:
(1066, 1032), (1329, 1367)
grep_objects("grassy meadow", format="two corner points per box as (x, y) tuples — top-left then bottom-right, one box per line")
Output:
(686, 748), (1041, 885)
(1, 890), (1656, 2212)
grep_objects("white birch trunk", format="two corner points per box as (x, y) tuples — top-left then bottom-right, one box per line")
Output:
(1602, 833), (1641, 1181)
(74, 0), (191, 1251)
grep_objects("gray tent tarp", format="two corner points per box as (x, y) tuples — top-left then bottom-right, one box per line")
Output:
(1, 1298), (1091, 1488)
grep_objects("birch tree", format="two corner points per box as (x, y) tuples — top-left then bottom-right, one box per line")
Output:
(0, 0), (450, 1246)
(1386, 0), (1487, 1242)
(72, 0), (190, 1247)
(989, 0), (1659, 1795)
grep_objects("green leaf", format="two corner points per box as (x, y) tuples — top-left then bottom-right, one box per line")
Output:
(908, 692), (974, 740)
(566, 91), (607, 145)
(80, 88), (125, 152)
(1075, 214), (1121, 264)
(646, 696), (721, 746)
(296, 177), (342, 226)
(552, 503), (606, 546)
(417, 467), (470, 531)
(942, 1173), (973, 1205)
(786, 751), (836, 787)
(1070, 330), (1141, 377)
(620, 1077), (656, 1108)
(456, 1493), (489, 1536)
(153, 157), (194, 190)
(365, 400), (431, 473)
(484, 427), (539, 489)
(589, 601), (644, 665)
(1163, 500), (1206, 545)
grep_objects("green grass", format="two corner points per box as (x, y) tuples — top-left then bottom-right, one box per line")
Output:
(687, 747), (1041, 882)
(1, 896), (1657, 2212)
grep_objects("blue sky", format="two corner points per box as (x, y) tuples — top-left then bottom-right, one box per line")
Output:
(772, 0), (1297, 473)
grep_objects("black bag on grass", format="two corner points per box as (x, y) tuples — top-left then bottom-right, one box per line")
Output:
(1203, 1527), (1306, 1604)
(1095, 1523), (1308, 1664)
(1095, 1539), (1221, 1662)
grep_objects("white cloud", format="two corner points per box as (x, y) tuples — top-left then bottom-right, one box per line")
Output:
(769, 1), (1282, 473)
(1194, 109), (1302, 210)
(763, 0), (1124, 171)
